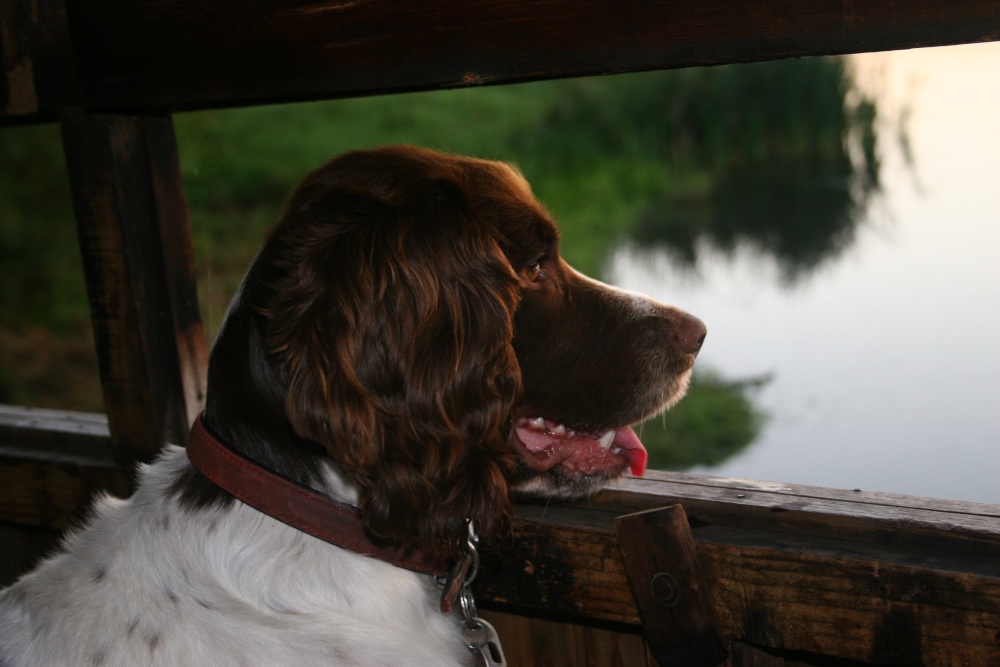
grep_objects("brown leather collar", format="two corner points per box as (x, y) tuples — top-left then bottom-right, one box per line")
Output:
(185, 414), (451, 578)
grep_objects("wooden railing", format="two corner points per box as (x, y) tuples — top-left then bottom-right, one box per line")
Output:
(3, 2), (1000, 664)
(6, 0), (1000, 120)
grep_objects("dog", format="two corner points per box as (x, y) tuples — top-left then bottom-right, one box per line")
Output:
(0, 146), (705, 666)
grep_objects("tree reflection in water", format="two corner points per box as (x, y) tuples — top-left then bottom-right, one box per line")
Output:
(622, 65), (882, 470)
(631, 135), (880, 284)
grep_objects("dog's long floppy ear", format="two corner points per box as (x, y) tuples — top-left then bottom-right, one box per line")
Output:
(262, 151), (523, 556)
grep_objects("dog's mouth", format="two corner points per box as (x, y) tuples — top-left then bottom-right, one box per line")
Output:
(511, 415), (648, 478)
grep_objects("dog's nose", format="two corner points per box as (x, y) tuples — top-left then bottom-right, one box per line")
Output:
(675, 313), (707, 356)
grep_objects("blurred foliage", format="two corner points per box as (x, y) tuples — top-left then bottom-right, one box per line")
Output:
(0, 124), (89, 330)
(639, 372), (769, 471)
(0, 57), (879, 470)
(625, 60), (880, 281)
(0, 325), (101, 410)
(0, 124), (102, 410)
(522, 58), (854, 169)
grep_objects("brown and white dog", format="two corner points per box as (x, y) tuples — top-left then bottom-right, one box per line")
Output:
(0, 146), (705, 666)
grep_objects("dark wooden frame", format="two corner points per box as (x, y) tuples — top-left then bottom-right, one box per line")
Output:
(3, 2), (1000, 664)
(6, 0), (1000, 120)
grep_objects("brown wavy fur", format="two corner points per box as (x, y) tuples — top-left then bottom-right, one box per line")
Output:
(255, 148), (527, 555)
(182, 145), (703, 559)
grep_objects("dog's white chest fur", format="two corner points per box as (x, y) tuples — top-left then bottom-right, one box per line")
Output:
(0, 447), (471, 667)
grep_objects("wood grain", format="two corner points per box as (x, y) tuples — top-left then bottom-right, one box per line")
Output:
(1, 420), (998, 663)
(60, 112), (206, 463)
(4, 0), (999, 121)
(0, 405), (114, 463)
(473, 486), (1000, 665)
(480, 609), (650, 667)
(615, 506), (727, 666)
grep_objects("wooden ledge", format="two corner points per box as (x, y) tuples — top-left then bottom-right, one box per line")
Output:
(2, 407), (998, 662)
(0, 406), (130, 530)
(475, 475), (1000, 664)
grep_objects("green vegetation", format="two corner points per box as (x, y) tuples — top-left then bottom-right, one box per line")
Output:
(638, 373), (769, 470)
(1, 57), (876, 469)
(0, 124), (86, 330)
(0, 124), (100, 409)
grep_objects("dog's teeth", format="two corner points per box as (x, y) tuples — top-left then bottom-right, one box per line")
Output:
(550, 424), (567, 436)
(530, 417), (546, 429)
(598, 431), (615, 450)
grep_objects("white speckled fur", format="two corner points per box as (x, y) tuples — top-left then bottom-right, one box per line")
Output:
(0, 447), (471, 667)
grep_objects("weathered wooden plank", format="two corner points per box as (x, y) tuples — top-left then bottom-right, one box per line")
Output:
(620, 471), (1000, 518)
(475, 499), (1000, 665)
(0, 0), (38, 116)
(4, 0), (999, 121)
(1, 432), (998, 663)
(479, 609), (650, 667)
(615, 506), (728, 666)
(0, 523), (62, 586)
(0, 407), (129, 532)
(593, 472), (1000, 552)
(59, 111), (206, 464)
(0, 451), (130, 531)
(0, 405), (110, 428)
(727, 642), (789, 667)
(144, 118), (209, 429)
(66, 0), (1000, 111)
(1, 0), (80, 120)
(702, 537), (1000, 665)
(0, 405), (113, 460)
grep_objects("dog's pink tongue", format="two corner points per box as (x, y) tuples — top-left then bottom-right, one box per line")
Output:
(514, 420), (649, 477)
(614, 427), (648, 477)
(515, 425), (560, 453)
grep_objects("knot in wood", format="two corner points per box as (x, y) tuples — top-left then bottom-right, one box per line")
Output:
(650, 572), (682, 607)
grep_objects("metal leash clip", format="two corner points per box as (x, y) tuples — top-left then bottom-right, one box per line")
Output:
(450, 522), (507, 666)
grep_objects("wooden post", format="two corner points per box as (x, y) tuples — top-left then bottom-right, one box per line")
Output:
(59, 110), (207, 464)
(615, 505), (728, 667)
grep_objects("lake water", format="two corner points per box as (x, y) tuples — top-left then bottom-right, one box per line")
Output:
(611, 42), (1000, 504)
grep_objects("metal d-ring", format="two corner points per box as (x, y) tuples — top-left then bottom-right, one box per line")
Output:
(464, 522), (480, 586)
(459, 582), (479, 630)
(456, 522), (508, 665)
(460, 520), (482, 631)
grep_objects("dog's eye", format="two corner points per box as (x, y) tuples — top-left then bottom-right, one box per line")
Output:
(522, 260), (543, 283)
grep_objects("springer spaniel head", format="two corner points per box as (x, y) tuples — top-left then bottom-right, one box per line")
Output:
(193, 146), (705, 557)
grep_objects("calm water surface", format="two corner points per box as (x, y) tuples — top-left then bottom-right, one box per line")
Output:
(612, 43), (1000, 504)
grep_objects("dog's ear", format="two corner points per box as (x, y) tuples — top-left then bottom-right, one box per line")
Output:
(265, 165), (522, 556)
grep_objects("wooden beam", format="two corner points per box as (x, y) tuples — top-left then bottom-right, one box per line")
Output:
(65, 0), (1000, 111)
(0, 407), (130, 531)
(615, 506), (728, 665)
(0, 405), (115, 464)
(593, 472), (1000, 550)
(474, 483), (1000, 665)
(1, 0), (80, 121)
(4, 0), (999, 122)
(0, 436), (997, 662)
(0, 0), (38, 116)
(479, 610), (651, 667)
(59, 111), (207, 464)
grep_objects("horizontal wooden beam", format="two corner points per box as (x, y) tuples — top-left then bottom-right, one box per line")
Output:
(2, 427), (997, 662)
(475, 477), (1000, 664)
(5, 0), (1000, 122)
(0, 407), (131, 530)
(0, 405), (115, 464)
